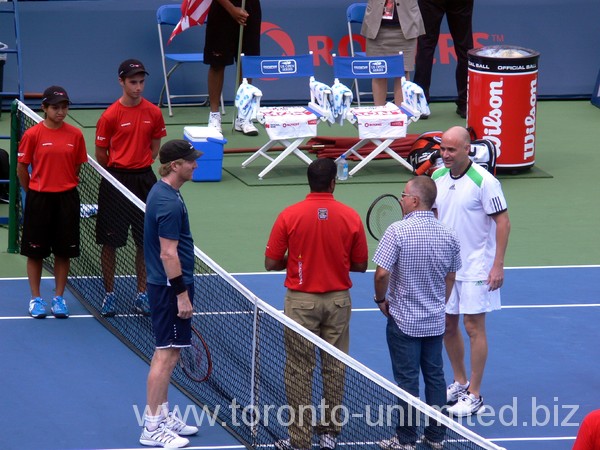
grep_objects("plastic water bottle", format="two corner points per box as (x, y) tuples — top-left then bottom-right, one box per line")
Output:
(337, 155), (349, 181)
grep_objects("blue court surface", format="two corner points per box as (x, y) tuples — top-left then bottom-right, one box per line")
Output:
(2, 265), (598, 450)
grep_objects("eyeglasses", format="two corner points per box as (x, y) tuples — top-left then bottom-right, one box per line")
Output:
(400, 192), (418, 200)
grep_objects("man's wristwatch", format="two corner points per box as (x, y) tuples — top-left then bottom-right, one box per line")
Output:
(374, 295), (386, 304)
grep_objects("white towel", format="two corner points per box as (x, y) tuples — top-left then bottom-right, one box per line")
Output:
(331, 81), (353, 125)
(309, 79), (334, 124)
(401, 78), (431, 117)
(235, 82), (263, 121)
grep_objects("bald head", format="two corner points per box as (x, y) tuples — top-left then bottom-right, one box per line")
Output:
(440, 126), (471, 175)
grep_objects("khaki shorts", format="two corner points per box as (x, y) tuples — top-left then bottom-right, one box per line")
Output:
(446, 280), (501, 315)
(366, 25), (417, 72)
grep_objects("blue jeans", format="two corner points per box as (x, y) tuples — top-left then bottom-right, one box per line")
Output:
(386, 316), (446, 444)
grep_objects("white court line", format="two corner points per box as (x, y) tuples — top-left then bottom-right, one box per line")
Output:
(351, 304), (600, 312)
(490, 436), (575, 442)
(0, 314), (94, 320)
(230, 264), (600, 276)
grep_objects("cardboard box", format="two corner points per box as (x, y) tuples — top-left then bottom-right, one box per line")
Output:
(183, 126), (227, 182)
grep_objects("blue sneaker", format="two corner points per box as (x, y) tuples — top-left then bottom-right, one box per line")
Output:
(101, 292), (116, 317)
(29, 297), (47, 318)
(51, 296), (69, 318)
(134, 292), (151, 316)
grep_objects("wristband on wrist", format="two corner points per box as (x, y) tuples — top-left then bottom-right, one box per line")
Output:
(169, 275), (187, 295)
(374, 295), (386, 304)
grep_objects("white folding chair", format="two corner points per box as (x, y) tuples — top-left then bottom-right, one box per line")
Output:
(239, 53), (327, 180)
(156, 4), (225, 117)
(332, 53), (421, 176)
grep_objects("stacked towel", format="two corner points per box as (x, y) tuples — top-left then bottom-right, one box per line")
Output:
(331, 81), (353, 125)
(235, 82), (263, 121)
(309, 79), (335, 124)
(401, 78), (431, 118)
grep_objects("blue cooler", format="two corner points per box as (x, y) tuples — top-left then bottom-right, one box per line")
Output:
(183, 126), (227, 182)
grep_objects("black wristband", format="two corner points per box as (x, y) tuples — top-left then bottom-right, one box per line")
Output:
(374, 295), (386, 304)
(169, 275), (187, 295)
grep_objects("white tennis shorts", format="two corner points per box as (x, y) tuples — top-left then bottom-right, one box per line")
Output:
(446, 280), (501, 315)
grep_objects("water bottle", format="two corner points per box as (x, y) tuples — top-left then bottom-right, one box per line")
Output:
(337, 155), (349, 181)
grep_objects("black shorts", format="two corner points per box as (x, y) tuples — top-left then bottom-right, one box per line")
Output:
(148, 283), (194, 348)
(95, 167), (156, 248)
(204, 0), (261, 67)
(20, 188), (80, 259)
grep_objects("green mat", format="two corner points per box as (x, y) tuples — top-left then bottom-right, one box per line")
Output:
(222, 153), (552, 186)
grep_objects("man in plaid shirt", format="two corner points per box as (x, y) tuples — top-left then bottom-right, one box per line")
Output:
(373, 176), (461, 450)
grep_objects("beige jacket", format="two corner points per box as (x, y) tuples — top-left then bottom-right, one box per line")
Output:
(361, 0), (425, 40)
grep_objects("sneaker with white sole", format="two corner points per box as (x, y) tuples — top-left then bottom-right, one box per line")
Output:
(208, 112), (222, 134)
(377, 435), (416, 450)
(51, 296), (69, 318)
(234, 117), (259, 136)
(134, 292), (151, 316)
(165, 411), (198, 436)
(447, 392), (484, 417)
(421, 435), (445, 450)
(29, 297), (47, 319)
(446, 380), (469, 404)
(139, 422), (189, 448)
(101, 292), (116, 317)
(319, 432), (337, 449)
(274, 439), (307, 450)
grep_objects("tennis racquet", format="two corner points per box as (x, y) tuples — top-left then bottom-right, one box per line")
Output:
(366, 194), (403, 241)
(180, 326), (212, 382)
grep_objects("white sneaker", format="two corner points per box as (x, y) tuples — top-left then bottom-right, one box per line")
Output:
(234, 117), (259, 136)
(274, 439), (306, 450)
(447, 392), (484, 417)
(420, 435), (445, 450)
(139, 422), (189, 448)
(208, 112), (222, 134)
(165, 411), (198, 436)
(377, 435), (416, 450)
(319, 432), (337, 449)
(446, 380), (469, 404)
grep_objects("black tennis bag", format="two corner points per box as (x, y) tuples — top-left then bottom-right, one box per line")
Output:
(469, 139), (497, 175)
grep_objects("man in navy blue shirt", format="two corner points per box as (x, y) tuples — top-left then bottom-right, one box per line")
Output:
(140, 140), (202, 448)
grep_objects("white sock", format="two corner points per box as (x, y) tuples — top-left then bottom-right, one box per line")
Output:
(209, 112), (221, 118)
(144, 413), (164, 432)
(161, 402), (170, 418)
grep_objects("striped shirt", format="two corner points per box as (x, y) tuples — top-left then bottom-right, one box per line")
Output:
(373, 210), (461, 337)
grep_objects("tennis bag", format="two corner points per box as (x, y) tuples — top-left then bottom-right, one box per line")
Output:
(407, 131), (443, 176)
(408, 132), (498, 176)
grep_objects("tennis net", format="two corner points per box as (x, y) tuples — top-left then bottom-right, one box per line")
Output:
(10, 99), (503, 450)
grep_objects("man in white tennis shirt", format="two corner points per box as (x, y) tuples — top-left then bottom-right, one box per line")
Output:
(431, 126), (511, 417)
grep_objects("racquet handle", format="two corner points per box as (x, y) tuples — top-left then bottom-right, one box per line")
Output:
(415, 159), (433, 175)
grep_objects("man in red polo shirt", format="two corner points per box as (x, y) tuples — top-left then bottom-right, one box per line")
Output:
(265, 158), (368, 450)
(95, 59), (167, 318)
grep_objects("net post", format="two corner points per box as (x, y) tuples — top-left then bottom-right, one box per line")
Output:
(7, 99), (20, 253)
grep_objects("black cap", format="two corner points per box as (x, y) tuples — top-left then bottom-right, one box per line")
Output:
(118, 59), (149, 78)
(159, 139), (203, 164)
(42, 86), (70, 105)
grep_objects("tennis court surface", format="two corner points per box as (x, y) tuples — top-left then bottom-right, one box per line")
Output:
(2, 265), (598, 450)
